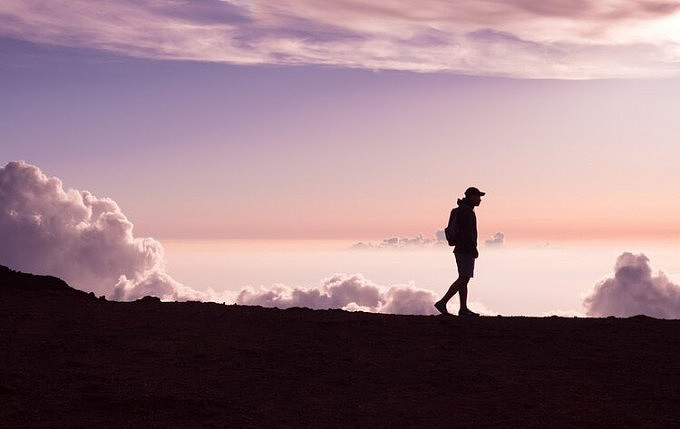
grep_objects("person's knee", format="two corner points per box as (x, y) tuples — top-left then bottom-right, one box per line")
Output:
(456, 276), (471, 285)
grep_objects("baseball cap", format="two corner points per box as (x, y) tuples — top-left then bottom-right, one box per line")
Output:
(464, 187), (486, 197)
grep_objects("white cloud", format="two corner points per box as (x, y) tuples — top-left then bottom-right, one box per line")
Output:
(0, 161), (205, 301)
(353, 230), (507, 250)
(539, 309), (585, 318)
(236, 273), (440, 315)
(0, 161), (472, 315)
(583, 252), (680, 319)
(485, 232), (505, 248)
(1, 0), (680, 78)
(352, 232), (445, 249)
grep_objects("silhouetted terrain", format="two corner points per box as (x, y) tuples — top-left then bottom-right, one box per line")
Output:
(2, 265), (680, 428)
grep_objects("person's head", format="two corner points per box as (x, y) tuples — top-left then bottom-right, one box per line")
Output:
(464, 187), (485, 207)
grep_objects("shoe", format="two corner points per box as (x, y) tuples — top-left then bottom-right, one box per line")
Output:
(434, 301), (450, 315)
(458, 308), (480, 317)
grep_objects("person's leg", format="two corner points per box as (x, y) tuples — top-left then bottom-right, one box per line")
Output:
(455, 254), (478, 316)
(440, 276), (466, 303)
(435, 276), (469, 314)
(435, 252), (474, 315)
(457, 276), (471, 311)
(457, 282), (479, 315)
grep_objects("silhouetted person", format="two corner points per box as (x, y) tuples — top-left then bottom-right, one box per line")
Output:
(435, 187), (485, 317)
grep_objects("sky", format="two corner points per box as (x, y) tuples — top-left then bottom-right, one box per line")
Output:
(3, 0), (680, 242)
(3, 159), (680, 317)
(2, 1), (680, 315)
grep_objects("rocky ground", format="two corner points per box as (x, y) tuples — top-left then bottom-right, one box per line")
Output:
(1, 265), (680, 428)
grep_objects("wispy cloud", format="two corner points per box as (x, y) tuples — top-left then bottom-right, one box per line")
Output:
(2, 0), (679, 78)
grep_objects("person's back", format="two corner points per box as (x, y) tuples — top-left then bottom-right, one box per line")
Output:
(453, 198), (478, 257)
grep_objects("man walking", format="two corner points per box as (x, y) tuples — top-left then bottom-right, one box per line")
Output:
(435, 187), (485, 317)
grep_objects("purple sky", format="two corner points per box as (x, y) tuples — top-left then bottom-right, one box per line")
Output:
(3, 1), (680, 241)
(3, 1), (680, 78)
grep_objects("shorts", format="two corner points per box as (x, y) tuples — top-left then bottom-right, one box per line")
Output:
(455, 253), (475, 278)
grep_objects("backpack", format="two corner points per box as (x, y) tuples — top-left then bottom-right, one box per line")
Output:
(444, 208), (458, 246)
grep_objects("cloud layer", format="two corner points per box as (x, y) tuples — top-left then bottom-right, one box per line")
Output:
(0, 161), (441, 313)
(353, 230), (506, 249)
(0, 161), (205, 301)
(237, 273), (439, 315)
(584, 252), (680, 318)
(2, 0), (680, 78)
(353, 232), (443, 249)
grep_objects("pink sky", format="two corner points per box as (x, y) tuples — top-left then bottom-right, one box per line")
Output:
(2, 1), (680, 242)
(3, 0), (680, 78)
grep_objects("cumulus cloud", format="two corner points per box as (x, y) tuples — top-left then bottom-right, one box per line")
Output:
(0, 161), (205, 301)
(583, 252), (680, 319)
(354, 230), (508, 250)
(236, 273), (439, 315)
(485, 232), (505, 248)
(352, 233), (443, 249)
(1, 0), (680, 78)
(0, 161), (448, 314)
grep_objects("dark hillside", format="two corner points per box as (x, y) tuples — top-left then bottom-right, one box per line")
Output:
(1, 265), (679, 428)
